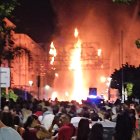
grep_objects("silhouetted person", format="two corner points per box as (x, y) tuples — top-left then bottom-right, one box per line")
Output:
(88, 123), (104, 140)
(76, 118), (90, 140)
(113, 110), (133, 140)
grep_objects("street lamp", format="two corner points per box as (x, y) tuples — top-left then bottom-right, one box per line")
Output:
(28, 80), (33, 94)
(29, 80), (33, 86)
(100, 76), (106, 83)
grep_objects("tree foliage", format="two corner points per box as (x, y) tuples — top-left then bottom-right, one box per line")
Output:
(0, 0), (32, 65)
(0, 0), (19, 65)
(110, 63), (140, 98)
(0, 0), (18, 18)
(0, 0), (18, 32)
(112, 0), (135, 4)
(0, 0), (32, 88)
(135, 39), (140, 49)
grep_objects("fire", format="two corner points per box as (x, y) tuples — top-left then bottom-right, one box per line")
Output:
(97, 49), (102, 57)
(74, 28), (79, 38)
(49, 42), (57, 65)
(70, 28), (86, 102)
(51, 91), (58, 101)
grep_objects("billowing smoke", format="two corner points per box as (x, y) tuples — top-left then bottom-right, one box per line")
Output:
(51, 0), (140, 66)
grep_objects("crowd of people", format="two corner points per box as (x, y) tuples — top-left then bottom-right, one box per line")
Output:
(0, 96), (140, 140)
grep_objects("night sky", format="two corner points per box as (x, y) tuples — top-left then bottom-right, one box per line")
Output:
(12, 0), (58, 43)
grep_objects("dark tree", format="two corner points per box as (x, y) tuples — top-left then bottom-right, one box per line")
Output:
(110, 63), (140, 99)
(112, 0), (135, 4)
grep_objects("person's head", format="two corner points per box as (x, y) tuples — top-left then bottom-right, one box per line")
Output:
(0, 111), (14, 127)
(77, 118), (90, 140)
(122, 103), (129, 112)
(59, 113), (71, 126)
(52, 105), (59, 115)
(3, 106), (9, 112)
(90, 112), (100, 121)
(89, 123), (103, 140)
(10, 108), (17, 116)
(24, 115), (39, 129)
(104, 111), (111, 120)
(36, 105), (42, 111)
(82, 111), (90, 118)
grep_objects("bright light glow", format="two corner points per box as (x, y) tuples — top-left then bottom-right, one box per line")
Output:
(88, 95), (97, 99)
(55, 73), (59, 77)
(70, 28), (86, 103)
(106, 82), (110, 87)
(101, 64), (104, 68)
(106, 77), (112, 87)
(65, 91), (69, 97)
(107, 77), (112, 82)
(104, 95), (108, 101)
(28, 80), (33, 86)
(100, 76), (106, 83)
(45, 85), (50, 90)
(105, 89), (108, 92)
(74, 28), (79, 38)
(49, 42), (57, 65)
(51, 91), (58, 101)
(97, 49), (102, 57)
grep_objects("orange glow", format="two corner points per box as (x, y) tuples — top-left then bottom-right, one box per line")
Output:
(51, 91), (58, 101)
(65, 91), (69, 97)
(100, 76), (106, 83)
(70, 28), (86, 102)
(49, 42), (57, 65)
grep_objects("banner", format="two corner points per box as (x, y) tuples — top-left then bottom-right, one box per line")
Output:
(0, 67), (10, 87)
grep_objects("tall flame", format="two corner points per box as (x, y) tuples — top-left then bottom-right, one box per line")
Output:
(70, 28), (85, 102)
(49, 42), (57, 65)
(74, 28), (79, 38)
